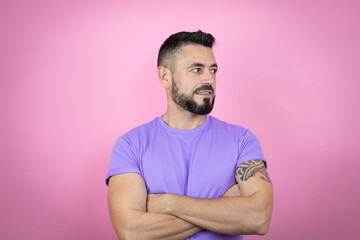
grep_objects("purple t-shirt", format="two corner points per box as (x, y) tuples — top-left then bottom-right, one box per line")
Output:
(106, 115), (266, 240)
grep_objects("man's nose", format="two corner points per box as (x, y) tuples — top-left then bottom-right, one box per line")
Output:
(201, 70), (215, 85)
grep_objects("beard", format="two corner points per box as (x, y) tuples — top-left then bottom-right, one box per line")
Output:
(171, 78), (215, 115)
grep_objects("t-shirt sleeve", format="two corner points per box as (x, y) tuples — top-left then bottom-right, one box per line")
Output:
(105, 136), (141, 185)
(237, 128), (267, 167)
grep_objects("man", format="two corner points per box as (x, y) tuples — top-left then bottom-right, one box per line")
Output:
(106, 30), (273, 240)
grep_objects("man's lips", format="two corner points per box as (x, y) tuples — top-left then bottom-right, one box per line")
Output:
(196, 90), (213, 96)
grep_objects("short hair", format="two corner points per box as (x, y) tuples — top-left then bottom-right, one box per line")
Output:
(157, 30), (215, 71)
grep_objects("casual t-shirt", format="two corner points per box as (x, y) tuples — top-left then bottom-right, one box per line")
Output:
(106, 115), (266, 240)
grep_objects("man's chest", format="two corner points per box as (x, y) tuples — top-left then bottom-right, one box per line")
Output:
(139, 135), (238, 198)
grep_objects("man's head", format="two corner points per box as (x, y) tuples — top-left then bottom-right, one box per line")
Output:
(157, 30), (215, 72)
(157, 30), (217, 115)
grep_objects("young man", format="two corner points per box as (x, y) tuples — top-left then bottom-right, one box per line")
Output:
(106, 30), (273, 240)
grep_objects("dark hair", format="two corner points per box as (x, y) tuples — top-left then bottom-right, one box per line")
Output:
(157, 30), (215, 70)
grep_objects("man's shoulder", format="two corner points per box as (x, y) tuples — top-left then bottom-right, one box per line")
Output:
(121, 117), (159, 139)
(208, 115), (247, 133)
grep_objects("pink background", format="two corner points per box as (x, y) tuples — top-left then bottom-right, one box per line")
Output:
(1, 0), (359, 239)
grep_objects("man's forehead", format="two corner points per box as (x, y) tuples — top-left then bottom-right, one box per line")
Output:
(179, 44), (216, 65)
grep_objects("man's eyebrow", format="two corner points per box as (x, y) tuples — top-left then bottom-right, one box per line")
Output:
(187, 62), (205, 69)
(210, 63), (218, 69)
(187, 62), (218, 69)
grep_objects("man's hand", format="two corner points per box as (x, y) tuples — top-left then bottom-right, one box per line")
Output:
(145, 160), (273, 236)
(147, 184), (241, 213)
(222, 184), (241, 198)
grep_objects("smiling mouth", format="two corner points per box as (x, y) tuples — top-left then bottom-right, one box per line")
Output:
(196, 91), (212, 96)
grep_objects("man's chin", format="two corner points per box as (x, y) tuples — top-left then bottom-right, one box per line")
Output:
(190, 103), (214, 115)
(194, 96), (214, 104)
(194, 95), (212, 101)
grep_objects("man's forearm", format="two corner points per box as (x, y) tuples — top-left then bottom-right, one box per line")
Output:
(147, 192), (272, 236)
(116, 210), (202, 240)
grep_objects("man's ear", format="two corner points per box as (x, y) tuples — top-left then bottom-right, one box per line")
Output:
(157, 66), (171, 89)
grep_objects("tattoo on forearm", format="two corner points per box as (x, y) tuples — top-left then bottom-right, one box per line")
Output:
(235, 160), (272, 184)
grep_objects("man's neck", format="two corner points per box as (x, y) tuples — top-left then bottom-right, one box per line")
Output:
(162, 104), (206, 130)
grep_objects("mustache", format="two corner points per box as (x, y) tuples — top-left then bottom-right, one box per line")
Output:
(194, 85), (214, 93)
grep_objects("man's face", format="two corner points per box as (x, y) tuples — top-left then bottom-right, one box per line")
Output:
(170, 44), (217, 115)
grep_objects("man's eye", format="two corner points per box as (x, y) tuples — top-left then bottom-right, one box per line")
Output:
(192, 68), (200, 73)
(210, 69), (217, 74)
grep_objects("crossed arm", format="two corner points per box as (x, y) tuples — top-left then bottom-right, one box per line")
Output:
(107, 160), (273, 239)
(108, 173), (202, 240)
